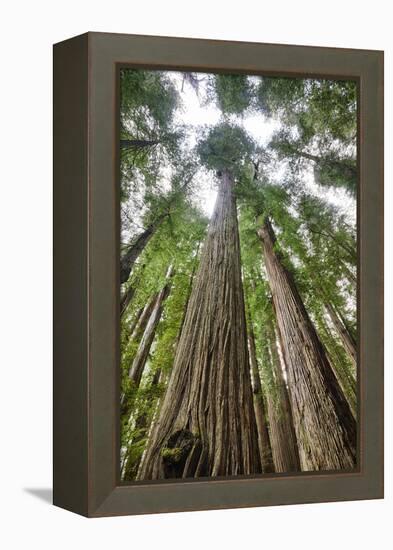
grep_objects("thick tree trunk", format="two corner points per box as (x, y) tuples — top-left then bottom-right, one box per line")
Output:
(138, 169), (261, 480)
(128, 266), (174, 387)
(265, 323), (301, 473)
(258, 218), (356, 471)
(325, 302), (357, 366)
(247, 309), (275, 473)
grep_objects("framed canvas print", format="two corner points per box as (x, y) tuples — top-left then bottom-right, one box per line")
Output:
(53, 32), (383, 517)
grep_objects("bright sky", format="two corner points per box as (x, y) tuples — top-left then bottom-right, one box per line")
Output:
(168, 72), (282, 217)
(166, 71), (356, 224)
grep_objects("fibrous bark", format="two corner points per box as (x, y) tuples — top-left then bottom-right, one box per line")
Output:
(247, 307), (275, 473)
(325, 302), (357, 367)
(258, 218), (356, 471)
(316, 312), (357, 417)
(265, 322), (301, 473)
(138, 169), (261, 480)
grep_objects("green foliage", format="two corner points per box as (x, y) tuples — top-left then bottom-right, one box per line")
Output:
(119, 67), (358, 480)
(211, 74), (253, 115)
(197, 122), (255, 175)
(257, 77), (305, 121)
(120, 69), (179, 136)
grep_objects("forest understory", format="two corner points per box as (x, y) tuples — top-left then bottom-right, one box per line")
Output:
(118, 69), (358, 481)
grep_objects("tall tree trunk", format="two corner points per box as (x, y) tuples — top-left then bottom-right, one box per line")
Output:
(120, 264), (146, 318)
(120, 293), (159, 415)
(315, 311), (357, 417)
(120, 174), (194, 284)
(122, 368), (163, 481)
(120, 215), (167, 284)
(120, 286), (136, 318)
(258, 218), (356, 471)
(265, 322), (301, 473)
(246, 307), (275, 473)
(128, 266), (174, 387)
(325, 302), (357, 366)
(138, 169), (261, 480)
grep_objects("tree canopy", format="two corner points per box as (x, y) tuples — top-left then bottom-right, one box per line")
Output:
(119, 68), (357, 480)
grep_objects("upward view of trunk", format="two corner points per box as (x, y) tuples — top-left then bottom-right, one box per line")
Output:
(120, 175), (194, 284)
(120, 285), (136, 318)
(138, 169), (261, 480)
(258, 218), (356, 471)
(247, 307), (275, 473)
(316, 312), (357, 418)
(325, 302), (357, 367)
(120, 215), (167, 284)
(120, 264), (146, 318)
(128, 266), (174, 387)
(120, 292), (159, 415)
(122, 368), (163, 481)
(265, 322), (301, 473)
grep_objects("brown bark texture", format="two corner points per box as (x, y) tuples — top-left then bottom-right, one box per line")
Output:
(265, 323), (301, 473)
(325, 302), (357, 366)
(247, 309), (275, 473)
(258, 218), (356, 471)
(138, 170), (261, 480)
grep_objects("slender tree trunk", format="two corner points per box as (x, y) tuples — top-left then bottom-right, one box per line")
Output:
(122, 368), (163, 481)
(128, 266), (174, 387)
(246, 307), (275, 473)
(120, 293), (159, 414)
(120, 139), (160, 150)
(120, 286), (136, 318)
(315, 312), (357, 417)
(120, 215), (167, 284)
(258, 218), (356, 471)
(265, 322), (301, 473)
(325, 302), (357, 366)
(120, 175), (194, 284)
(120, 264), (146, 318)
(127, 306), (144, 339)
(138, 169), (261, 480)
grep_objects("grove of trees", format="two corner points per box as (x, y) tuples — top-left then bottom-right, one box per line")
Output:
(119, 69), (358, 481)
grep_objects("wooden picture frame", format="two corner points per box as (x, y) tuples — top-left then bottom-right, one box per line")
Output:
(53, 32), (383, 517)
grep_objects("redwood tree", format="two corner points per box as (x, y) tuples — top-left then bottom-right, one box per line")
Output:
(258, 218), (356, 471)
(138, 124), (261, 479)
(265, 320), (301, 473)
